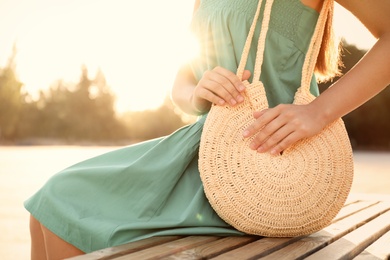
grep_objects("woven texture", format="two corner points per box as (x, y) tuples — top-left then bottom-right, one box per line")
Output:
(199, 0), (353, 237)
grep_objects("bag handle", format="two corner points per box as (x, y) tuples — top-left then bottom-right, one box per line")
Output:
(299, 0), (333, 94)
(237, 0), (332, 96)
(236, 0), (272, 82)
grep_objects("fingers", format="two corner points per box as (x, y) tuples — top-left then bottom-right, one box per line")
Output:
(253, 109), (268, 119)
(242, 70), (251, 81)
(244, 108), (288, 153)
(252, 124), (295, 155)
(195, 67), (248, 107)
(268, 132), (301, 155)
(206, 70), (243, 106)
(243, 104), (321, 155)
(210, 67), (245, 105)
(243, 109), (275, 139)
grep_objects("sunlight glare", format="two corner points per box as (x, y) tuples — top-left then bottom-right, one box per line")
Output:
(1, 1), (375, 113)
(334, 3), (376, 50)
(12, 0), (197, 112)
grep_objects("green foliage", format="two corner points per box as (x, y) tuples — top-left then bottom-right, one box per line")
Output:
(121, 96), (187, 142)
(0, 48), (187, 144)
(30, 66), (130, 142)
(0, 42), (389, 149)
(0, 46), (24, 140)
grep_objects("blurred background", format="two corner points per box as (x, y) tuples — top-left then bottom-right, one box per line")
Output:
(0, 1), (389, 259)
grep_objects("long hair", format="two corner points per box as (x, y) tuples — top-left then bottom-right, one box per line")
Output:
(315, 3), (342, 82)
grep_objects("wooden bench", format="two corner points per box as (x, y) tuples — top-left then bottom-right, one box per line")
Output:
(69, 194), (390, 260)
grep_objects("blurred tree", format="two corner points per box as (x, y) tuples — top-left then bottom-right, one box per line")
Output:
(0, 45), (24, 140)
(33, 66), (129, 142)
(36, 80), (73, 139)
(1, 42), (388, 149)
(121, 96), (186, 141)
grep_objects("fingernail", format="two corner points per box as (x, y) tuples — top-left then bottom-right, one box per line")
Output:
(230, 99), (237, 105)
(218, 99), (225, 105)
(243, 130), (250, 137)
(239, 84), (245, 91)
(257, 146), (265, 153)
(270, 149), (278, 155)
(237, 95), (244, 103)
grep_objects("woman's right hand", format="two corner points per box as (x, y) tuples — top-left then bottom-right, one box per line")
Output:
(191, 66), (251, 113)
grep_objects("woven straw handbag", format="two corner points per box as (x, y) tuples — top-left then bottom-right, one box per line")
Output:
(199, 0), (354, 237)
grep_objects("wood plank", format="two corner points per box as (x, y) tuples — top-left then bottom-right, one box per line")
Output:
(355, 230), (390, 260)
(344, 196), (360, 205)
(333, 200), (379, 222)
(305, 209), (390, 260)
(209, 236), (303, 259)
(67, 236), (183, 260)
(69, 194), (390, 260)
(163, 236), (258, 259)
(353, 253), (383, 260)
(255, 202), (390, 260)
(113, 236), (219, 260)
(348, 193), (390, 202)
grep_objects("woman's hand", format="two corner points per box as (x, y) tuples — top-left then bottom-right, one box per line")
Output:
(191, 66), (251, 113)
(243, 103), (327, 155)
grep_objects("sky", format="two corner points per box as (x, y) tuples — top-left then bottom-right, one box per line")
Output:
(0, 1), (376, 112)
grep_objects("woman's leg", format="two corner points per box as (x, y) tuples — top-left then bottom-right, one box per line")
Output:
(30, 215), (85, 260)
(41, 224), (85, 259)
(30, 215), (47, 260)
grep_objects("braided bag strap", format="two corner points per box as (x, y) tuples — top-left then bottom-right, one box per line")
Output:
(237, 0), (332, 106)
(199, 0), (353, 237)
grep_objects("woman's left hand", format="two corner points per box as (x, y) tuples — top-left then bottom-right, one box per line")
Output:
(242, 103), (327, 155)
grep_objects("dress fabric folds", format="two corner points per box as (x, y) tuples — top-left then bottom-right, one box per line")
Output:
(25, 0), (319, 253)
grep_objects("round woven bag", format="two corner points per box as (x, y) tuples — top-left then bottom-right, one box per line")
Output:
(199, 0), (354, 237)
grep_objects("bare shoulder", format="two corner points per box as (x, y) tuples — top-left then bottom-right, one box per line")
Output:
(300, 0), (323, 13)
(335, 0), (390, 38)
(193, 0), (201, 13)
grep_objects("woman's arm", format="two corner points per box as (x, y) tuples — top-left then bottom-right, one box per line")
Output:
(244, 0), (390, 155)
(314, 0), (390, 120)
(171, 63), (205, 115)
(171, 0), (250, 115)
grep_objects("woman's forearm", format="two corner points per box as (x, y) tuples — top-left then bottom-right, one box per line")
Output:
(171, 64), (208, 116)
(243, 32), (390, 155)
(310, 33), (390, 125)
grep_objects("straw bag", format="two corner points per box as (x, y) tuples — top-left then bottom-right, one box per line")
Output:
(199, 0), (354, 237)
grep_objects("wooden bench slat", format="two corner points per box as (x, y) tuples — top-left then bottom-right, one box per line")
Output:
(353, 253), (383, 260)
(209, 236), (302, 259)
(163, 236), (258, 259)
(325, 201), (390, 235)
(344, 196), (360, 205)
(254, 201), (390, 260)
(206, 200), (383, 260)
(347, 194), (390, 202)
(113, 236), (219, 260)
(67, 236), (183, 260)
(333, 200), (379, 222)
(305, 208), (390, 260)
(354, 230), (390, 260)
(69, 195), (390, 260)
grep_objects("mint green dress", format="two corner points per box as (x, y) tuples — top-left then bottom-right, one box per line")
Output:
(24, 0), (319, 253)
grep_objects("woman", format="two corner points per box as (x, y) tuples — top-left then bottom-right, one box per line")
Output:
(26, 0), (390, 259)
